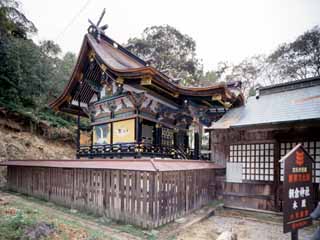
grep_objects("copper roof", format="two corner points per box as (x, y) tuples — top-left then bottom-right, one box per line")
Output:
(49, 33), (244, 114)
(0, 159), (224, 171)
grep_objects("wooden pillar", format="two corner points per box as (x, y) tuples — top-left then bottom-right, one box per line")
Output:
(173, 129), (178, 148)
(208, 129), (211, 160)
(135, 117), (142, 158)
(110, 123), (113, 145)
(76, 81), (82, 159)
(194, 132), (200, 160)
(136, 117), (142, 143)
(274, 139), (281, 211)
(90, 127), (93, 159)
(155, 124), (162, 146)
(184, 133), (189, 154)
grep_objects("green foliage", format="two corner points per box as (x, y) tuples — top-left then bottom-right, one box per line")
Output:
(268, 26), (320, 81)
(0, 211), (36, 240)
(198, 70), (219, 86)
(0, 0), (37, 38)
(126, 25), (203, 86)
(214, 26), (320, 97)
(115, 224), (145, 238)
(0, 0), (77, 130)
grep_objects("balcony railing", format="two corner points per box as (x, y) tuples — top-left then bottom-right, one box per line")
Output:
(77, 143), (192, 159)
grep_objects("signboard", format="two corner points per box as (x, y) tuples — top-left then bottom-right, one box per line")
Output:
(282, 144), (314, 234)
(226, 162), (243, 183)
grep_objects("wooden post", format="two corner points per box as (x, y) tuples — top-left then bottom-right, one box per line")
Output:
(135, 117), (142, 143)
(155, 124), (162, 146)
(76, 81), (82, 159)
(194, 132), (200, 160)
(274, 140), (280, 211)
(291, 230), (298, 240)
(173, 129), (178, 148)
(136, 117), (142, 158)
(90, 127), (93, 159)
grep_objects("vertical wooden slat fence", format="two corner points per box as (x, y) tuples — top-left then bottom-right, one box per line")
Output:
(7, 165), (218, 228)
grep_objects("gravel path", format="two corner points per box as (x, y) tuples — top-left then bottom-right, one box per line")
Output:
(177, 209), (317, 240)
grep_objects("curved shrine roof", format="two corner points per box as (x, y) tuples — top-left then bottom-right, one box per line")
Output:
(50, 33), (244, 114)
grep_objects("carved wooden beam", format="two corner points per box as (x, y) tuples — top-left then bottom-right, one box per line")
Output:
(88, 50), (96, 60)
(140, 76), (152, 85)
(66, 95), (72, 103)
(212, 94), (232, 109)
(100, 64), (107, 72)
(116, 77), (124, 84)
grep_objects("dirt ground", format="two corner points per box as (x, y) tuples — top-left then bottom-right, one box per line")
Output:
(176, 208), (317, 240)
(0, 190), (146, 240)
(1, 189), (318, 240)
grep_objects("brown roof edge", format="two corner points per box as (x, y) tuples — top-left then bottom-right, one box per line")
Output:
(0, 159), (225, 172)
(49, 33), (244, 114)
(86, 35), (233, 96)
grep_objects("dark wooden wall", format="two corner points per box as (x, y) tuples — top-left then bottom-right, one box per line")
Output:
(7, 166), (220, 229)
(210, 124), (320, 212)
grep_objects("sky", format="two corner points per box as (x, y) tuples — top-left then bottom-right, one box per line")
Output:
(21, 0), (320, 71)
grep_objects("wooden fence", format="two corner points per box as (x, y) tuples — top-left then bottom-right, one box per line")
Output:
(7, 166), (218, 228)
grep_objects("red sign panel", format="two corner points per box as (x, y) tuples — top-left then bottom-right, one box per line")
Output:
(282, 144), (314, 233)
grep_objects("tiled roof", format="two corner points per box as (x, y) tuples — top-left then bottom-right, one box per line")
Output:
(210, 77), (320, 129)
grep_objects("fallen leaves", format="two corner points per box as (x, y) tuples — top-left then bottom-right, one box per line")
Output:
(51, 223), (89, 240)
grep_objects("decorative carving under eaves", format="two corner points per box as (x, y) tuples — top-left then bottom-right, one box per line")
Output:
(175, 114), (193, 128)
(128, 92), (147, 109)
(106, 100), (117, 112)
(92, 95), (135, 120)
(120, 99), (128, 109)
(94, 102), (111, 117)
(154, 103), (177, 121)
(88, 104), (96, 121)
(114, 84), (124, 95)
(81, 106), (90, 117)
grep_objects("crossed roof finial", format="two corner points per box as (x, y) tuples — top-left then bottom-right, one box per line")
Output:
(88, 8), (108, 42)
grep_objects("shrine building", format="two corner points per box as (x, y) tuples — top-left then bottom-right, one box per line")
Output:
(208, 77), (320, 212)
(0, 22), (242, 228)
(2, 16), (319, 228)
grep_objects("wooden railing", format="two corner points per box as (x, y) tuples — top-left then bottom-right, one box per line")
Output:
(7, 165), (219, 228)
(77, 143), (191, 159)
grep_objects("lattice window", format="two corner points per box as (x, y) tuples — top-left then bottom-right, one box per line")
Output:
(229, 143), (274, 181)
(280, 141), (320, 182)
(162, 127), (174, 147)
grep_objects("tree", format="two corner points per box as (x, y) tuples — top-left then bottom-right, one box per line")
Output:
(213, 56), (265, 96)
(126, 25), (202, 86)
(0, 0), (76, 125)
(268, 26), (320, 81)
(208, 26), (320, 97)
(39, 40), (61, 57)
(50, 52), (76, 99)
(0, 0), (37, 38)
(198, 70), (219, 86)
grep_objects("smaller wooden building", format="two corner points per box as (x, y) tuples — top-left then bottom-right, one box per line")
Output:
(208, 77), (320, 212)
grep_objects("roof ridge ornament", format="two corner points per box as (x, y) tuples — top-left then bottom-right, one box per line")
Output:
(88, 8), (108, 42)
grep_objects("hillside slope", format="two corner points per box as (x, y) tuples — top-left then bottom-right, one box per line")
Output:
(0, 112), (76, 185)
(0, 127), (75, 161)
